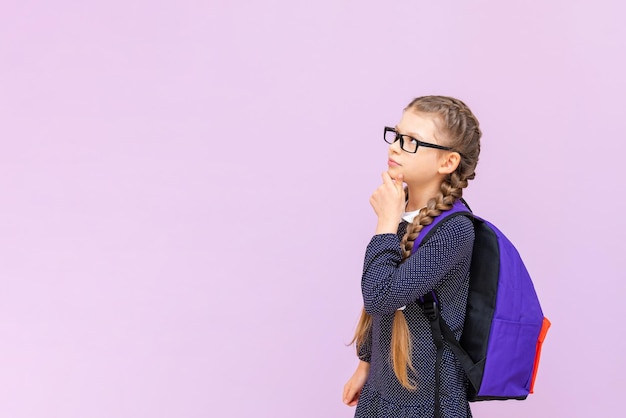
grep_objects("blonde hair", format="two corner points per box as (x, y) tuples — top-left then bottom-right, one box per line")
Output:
(351, 95), (482, 389)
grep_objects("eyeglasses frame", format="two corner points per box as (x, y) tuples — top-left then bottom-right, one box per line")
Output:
(383, 126), (454, 154)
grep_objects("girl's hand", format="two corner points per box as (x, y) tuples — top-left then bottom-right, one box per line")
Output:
(370, 172), (405, 234)
(343, 361), (370, 407)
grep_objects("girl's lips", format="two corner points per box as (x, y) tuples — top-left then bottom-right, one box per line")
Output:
(388, 159), (400, 166)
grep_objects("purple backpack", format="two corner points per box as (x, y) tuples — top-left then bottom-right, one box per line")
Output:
(414, 199), (550, 416)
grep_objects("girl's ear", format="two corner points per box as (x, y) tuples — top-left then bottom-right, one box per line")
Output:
(438, 152), (461, 175)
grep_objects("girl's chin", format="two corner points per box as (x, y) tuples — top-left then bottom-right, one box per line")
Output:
(387, 167), (402, 178)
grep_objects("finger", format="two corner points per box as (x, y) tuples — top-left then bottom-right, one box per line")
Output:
(343, 384), (355, 405)
(381, 171), (394, 187)
(347, 391), (360, 406)
(395, 173), (404, 190)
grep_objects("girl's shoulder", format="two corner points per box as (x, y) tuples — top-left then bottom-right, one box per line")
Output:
(427, 212), (475, 242)
(413, 214), (475, 258)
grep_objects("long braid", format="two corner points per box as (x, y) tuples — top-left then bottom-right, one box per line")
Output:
(352, 95), (481, 391)
(390, 179), (459, 388)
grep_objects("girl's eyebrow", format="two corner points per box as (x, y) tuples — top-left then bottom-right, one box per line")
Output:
(395, 125), (423, 140)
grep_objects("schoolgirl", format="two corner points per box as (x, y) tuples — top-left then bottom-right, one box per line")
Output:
(343, 96), (482, 417)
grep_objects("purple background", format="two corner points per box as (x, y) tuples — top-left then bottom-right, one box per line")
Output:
(1, 1), (624, 417)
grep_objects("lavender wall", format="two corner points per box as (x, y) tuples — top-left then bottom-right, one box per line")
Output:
(1, 1), (624, 417)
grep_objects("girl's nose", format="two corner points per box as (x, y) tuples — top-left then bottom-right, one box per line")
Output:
(389, 137), (402, 153)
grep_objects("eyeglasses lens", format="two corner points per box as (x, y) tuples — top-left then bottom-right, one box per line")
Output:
(384, 129), (417, 153)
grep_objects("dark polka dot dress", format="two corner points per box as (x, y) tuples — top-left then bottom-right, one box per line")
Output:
(355, 215), (475, 418)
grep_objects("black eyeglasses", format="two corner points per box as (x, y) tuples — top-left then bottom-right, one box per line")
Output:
(383, 126), (453, 153)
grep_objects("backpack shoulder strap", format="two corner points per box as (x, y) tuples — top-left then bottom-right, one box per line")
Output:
(421, 293), (482, 390)
(412, 198), (474, 252)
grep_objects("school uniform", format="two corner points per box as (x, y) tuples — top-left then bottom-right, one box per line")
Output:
(355, 214), (474, 418)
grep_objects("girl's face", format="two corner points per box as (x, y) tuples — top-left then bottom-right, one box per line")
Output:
(387, 110), (450, 189)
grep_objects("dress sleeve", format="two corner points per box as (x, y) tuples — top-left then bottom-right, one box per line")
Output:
(357, 328), (372, 362)
(361, 215), (474, 316)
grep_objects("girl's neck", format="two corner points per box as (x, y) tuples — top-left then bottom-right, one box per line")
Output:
(405, 183), (442, 212)
(405, 199), (427, 212)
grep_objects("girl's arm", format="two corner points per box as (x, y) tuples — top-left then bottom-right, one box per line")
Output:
(357, 328), (372, 363)
(361, 215), (474, 316)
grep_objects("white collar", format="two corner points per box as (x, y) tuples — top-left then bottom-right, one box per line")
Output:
(402, 207), (424, 223)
